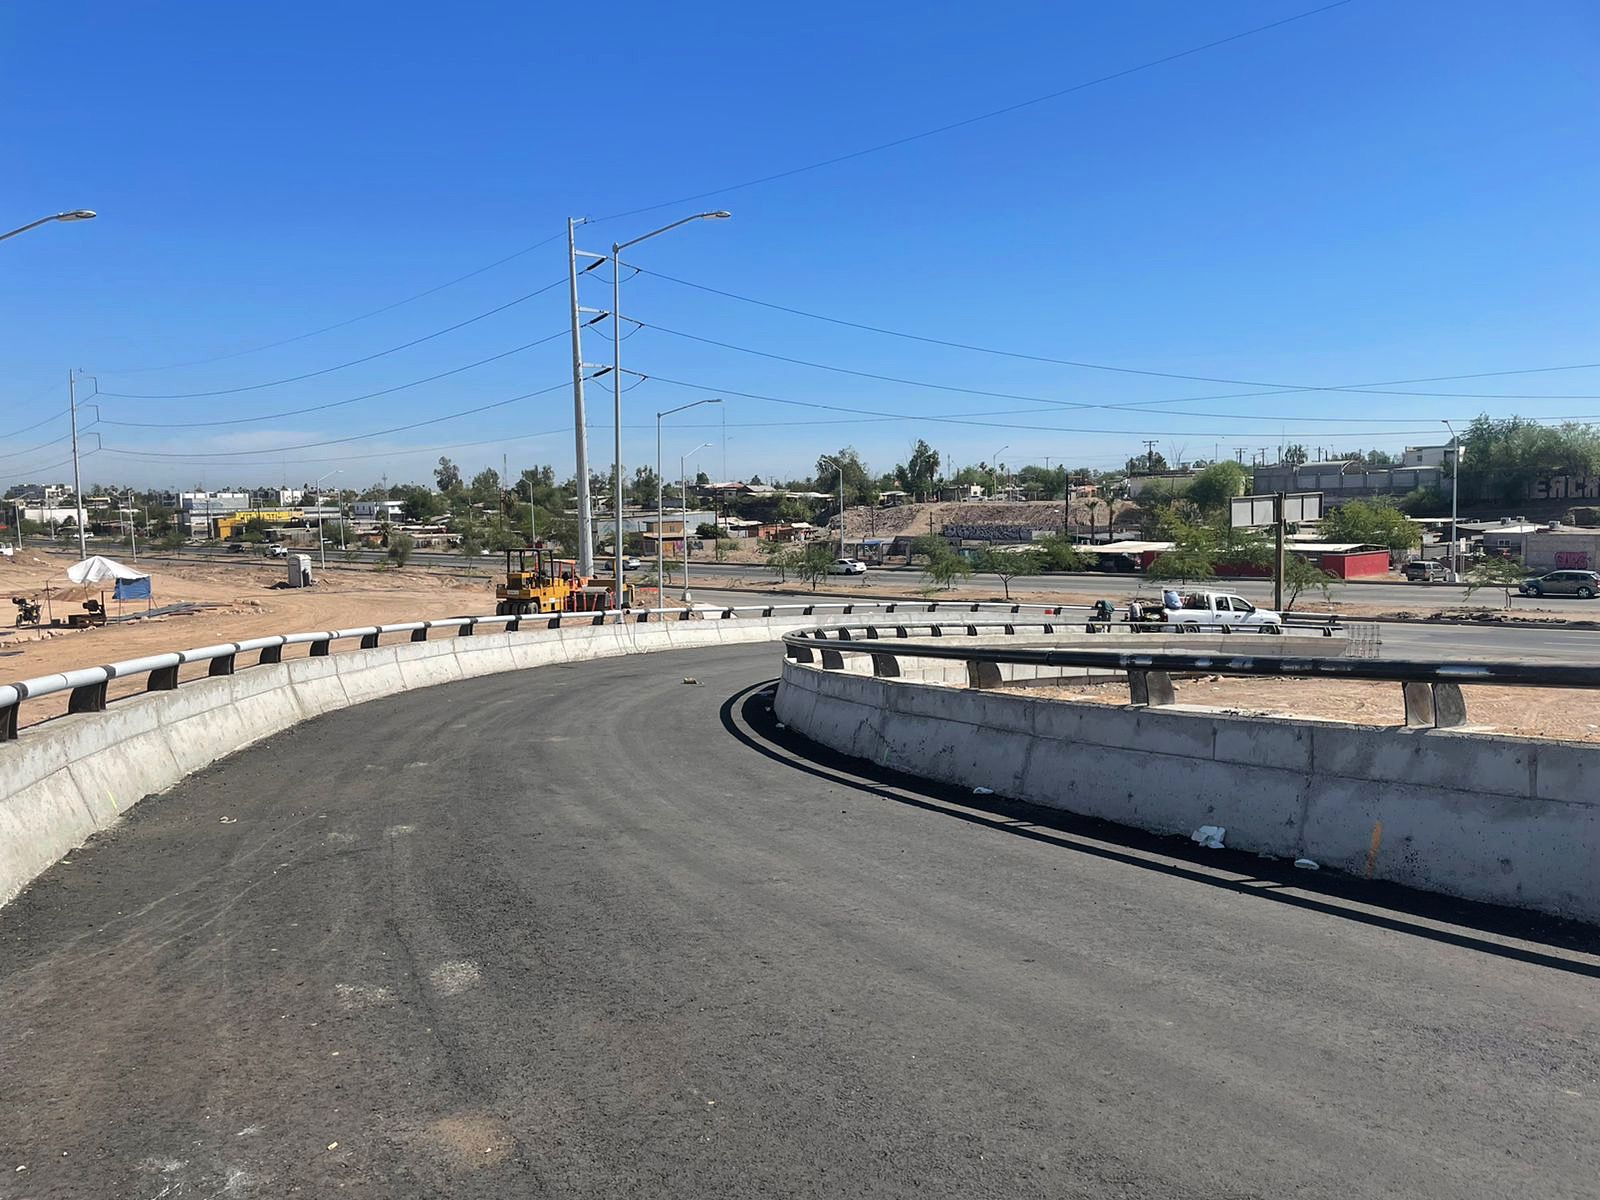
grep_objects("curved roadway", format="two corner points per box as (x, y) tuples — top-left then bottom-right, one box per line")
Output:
(2, 644), (1597, 1198)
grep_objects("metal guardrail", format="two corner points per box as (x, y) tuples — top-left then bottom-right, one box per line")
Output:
(0, 598), (1079, 741)
(781, 628), (1592, 730)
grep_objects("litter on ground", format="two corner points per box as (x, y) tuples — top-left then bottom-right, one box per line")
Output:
(1191, 825), (1227, 849)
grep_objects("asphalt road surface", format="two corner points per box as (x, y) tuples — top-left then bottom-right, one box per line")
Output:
(140, 545), (1600, 613)
(3, 644), (1597, 1198)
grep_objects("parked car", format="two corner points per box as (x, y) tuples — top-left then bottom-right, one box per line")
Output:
(1129, 590), (1283, 633)
(227, 542), (246, 553)
(267, 544), (288, 558)
(1518, 570), (1600, 598)
(827, 558), (867, 575)
(1403, 560), (1450, 583)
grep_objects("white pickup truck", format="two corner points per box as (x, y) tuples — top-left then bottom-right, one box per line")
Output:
(1134, 590), (1284, 634)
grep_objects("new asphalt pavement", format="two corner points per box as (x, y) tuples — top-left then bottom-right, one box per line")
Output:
(2, 643), (1596, 1198)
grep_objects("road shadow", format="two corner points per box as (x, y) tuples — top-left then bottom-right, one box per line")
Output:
(720, 680), (1600, 977)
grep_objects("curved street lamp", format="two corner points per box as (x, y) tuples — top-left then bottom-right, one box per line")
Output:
(609, 210), (731, 606)
(1, 210), (96, 243)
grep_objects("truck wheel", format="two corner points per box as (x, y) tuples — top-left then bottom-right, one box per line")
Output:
(1581, 587), (1595, 599)
(1180, 622), (1200, 634)
(1264, 623), (1283, 634)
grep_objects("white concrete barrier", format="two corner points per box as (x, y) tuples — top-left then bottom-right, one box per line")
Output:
(775, 660), (1600, 924)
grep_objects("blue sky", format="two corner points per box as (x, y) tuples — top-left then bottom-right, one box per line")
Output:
(3, 0), (1598, 492)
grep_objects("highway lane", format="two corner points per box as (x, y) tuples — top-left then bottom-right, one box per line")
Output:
(148, 545), (1600, 612)
(2, 644), (1596, 1198)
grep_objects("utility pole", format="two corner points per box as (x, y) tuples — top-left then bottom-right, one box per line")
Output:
(1274, 492), (1286, 613)
(68, 369), (86, 560)
(567, 217), (595, 579)
(1143, 440), (1158, 474)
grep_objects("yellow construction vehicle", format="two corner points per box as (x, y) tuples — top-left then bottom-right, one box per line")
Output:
(493, 546), (635, 615)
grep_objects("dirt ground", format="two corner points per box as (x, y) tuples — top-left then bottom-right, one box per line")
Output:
(0, 550), (578, 726)
(1027, 675), (1600, 743)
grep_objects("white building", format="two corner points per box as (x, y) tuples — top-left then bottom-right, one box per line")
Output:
(179, 490), (252, 514)
(352, 499), (405, 520)
(1401, 443), (1464, 469)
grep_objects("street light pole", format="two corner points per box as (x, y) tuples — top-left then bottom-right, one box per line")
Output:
(819, 455), (846, 558)
(68, 370), (86, 560)
(1442, 420), (1460, 580)
(657, 399), (721, 598)
(991, 444), (1009, 499)
(567, 216), (595, 580)
(0, 210), (95, 243)
(314, 469), (339, 572)
(601, 210), (731, 610)
(680, 442), (712, 602)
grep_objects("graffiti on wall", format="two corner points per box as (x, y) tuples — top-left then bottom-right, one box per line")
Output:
(1554, 550), (1592, 569)
(1530, 476), (1600, 500)
(942, 524), (1041, 542)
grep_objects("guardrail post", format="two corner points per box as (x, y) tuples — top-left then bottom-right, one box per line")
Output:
(410, 627), (429, 642)
(147, 665), (179, 691)
(820, 648), (845, 670)
(68, 679), (108, 714)
(208, 654), (237, 677)
(1402, 682), (1434, 728)
(762, 607), (774, 618)
(259, 645), (283, 664)
(359, 632), (380, 649)
(966, 660), (1003, 690)
(895, 626), (908, 638)
(803, 605), (815, 616)
(458, 622), (474, 637)
(0, 701), (16, 742)
(871, 653), (901, 678)
(1432, 682), (1468, 728)
(786, 643), (815, 663)
(310, 639), (332, 657)
(1128, 670), (1175, 707)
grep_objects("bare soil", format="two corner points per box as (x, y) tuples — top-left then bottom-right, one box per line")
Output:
(1027, 675), (1600, 743)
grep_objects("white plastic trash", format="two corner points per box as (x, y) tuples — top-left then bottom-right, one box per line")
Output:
(1191, 825), (1226, 849)
(973, 787), (995, 796)
(1293, 858), (1320, 870)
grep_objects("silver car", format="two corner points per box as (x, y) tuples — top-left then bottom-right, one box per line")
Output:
(1519, 569), (1600, 598)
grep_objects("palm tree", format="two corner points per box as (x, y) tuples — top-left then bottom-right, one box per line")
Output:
(1086, 498), (1102, 544)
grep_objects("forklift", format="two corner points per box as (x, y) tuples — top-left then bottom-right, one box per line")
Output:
(493, 545), (635, 615)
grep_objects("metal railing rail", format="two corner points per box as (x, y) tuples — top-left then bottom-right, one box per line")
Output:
(0, 598), (1088, 741)
(781, 630), (1592, 729)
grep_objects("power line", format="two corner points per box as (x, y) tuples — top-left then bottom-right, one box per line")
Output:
(104, 231), (570, 374)
(633, 370), (1461, 438)
(592, 1), (1357, 222)
(98, 279), (566, 400)
(631, 264), (1600, 404)
(97, 331), (567, 428)
(88, 2), (1353, 384)
(99, 381), (571, 459)
(2, 411), (66, 440)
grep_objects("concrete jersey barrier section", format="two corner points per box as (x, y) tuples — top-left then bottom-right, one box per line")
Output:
(0, 600), (1090, 909)
(775, 657), (1600, 924)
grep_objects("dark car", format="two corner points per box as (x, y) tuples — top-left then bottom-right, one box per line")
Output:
(1519, 569), (1600, 598)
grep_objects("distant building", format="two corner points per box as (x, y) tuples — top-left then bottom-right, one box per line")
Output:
(1401, 443), (1463, 469)
(1252, 461), (1444, 502)
(352, 499), (405, 521)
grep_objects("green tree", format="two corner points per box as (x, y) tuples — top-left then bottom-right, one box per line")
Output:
(761, 539), (798, 583)
(397, 485), (443, 523)
(468, 467), (502, 508)
(1035, 534), (1088, 572)
(1282, 444), (1309, 467)
(1147, 512), (1220, 582)
(1282, 554), (1334, 611)
(897, 439), (941, 500)
(1186, 461), (1250, 515)
(976, 546), (1040, 600)
(1463, 556), (1527, 609)
(814, 448), (872, 507)
(714, 537), (737, 563)
(1126, 450), (1168, 476)
(797, 541), (837, 587)
(434, 457), (463, 495)
(387, 532), (416, 566)
(914, 535), (972, 590)
(696, 522), (720, 539)
(1320, 498), (1421, 556)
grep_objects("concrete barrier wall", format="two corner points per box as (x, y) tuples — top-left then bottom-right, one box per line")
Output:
(775, 660), (1600, 924)
(0, 614), (849, 909)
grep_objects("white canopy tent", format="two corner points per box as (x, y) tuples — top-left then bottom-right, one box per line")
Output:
(66, 555), (149, 585)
